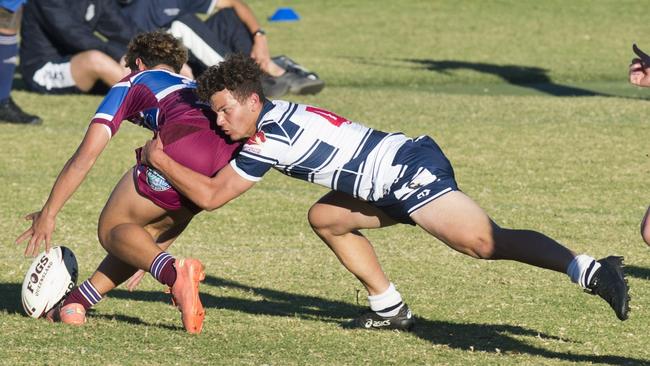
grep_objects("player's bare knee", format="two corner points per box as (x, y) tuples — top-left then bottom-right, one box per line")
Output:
(97, 215), (112, 249)
(461, 233), (497, 260)
(307, 204), (348, 237)
(307, 204), (331, 231)
(97, 224), (126, 252)
(97, 226), (111, 251)
(642, 217), (650, 247)
(640, 207), (650, 246)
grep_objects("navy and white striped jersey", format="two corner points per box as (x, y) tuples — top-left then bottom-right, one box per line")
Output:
(231, 100), (411, 201)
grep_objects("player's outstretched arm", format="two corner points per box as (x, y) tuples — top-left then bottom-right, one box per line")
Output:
(630, 44), (650, 87)
(142, 135), (255, 211)
(15, 124), (110, 256)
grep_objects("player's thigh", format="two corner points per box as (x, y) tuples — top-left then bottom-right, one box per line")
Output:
(98, 169), (193, 243)
(308, 191), (398, 234)
(143, 209), (193, 246)
(410, 190), (493, 248)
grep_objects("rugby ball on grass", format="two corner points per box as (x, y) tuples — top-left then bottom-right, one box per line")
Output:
(21, 246), (78, 318)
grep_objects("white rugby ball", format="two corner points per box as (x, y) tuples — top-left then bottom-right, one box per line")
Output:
(21, 246), (78, 318)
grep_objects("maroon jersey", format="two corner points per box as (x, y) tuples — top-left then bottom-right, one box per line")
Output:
(91, 69), (241, 210)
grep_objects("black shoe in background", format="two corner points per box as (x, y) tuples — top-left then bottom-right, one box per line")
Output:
(275, 71), (325, 95)
(271, 55), (325, 95)
(272, 55), (319, 78)
(261, 75), (290, 98)
(0, 97), (42, 125)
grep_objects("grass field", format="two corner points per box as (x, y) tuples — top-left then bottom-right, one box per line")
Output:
(2, 1), (650, 365)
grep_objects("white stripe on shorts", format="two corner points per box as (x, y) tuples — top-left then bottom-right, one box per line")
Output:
(407, 187), (453, 215)
(167, 20), (225, 67)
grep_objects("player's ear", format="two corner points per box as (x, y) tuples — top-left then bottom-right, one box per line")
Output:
(248, 92), (261, 111)
(135, 58), (146, 71)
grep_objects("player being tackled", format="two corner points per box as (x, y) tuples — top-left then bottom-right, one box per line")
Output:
(16, 31), (237, 333)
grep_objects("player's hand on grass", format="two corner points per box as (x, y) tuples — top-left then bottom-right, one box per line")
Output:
(141, 133), (165, 168)
(16, 211), (55, 257)
(126, 269), (146, 291)
(630, 44), (650, 87)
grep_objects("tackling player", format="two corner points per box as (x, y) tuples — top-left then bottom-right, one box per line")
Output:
(628, 44), (650, 246)
(140, 54), (630, 329)
(16, 31), (241, 334)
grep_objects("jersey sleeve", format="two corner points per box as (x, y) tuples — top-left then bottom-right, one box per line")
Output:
(0, 0), (26, 12)
(231, 128), (289, 181)
(90, 76), (154, 137)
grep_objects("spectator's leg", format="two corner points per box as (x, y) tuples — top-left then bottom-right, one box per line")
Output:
(168, 13), (232, 72)
(0, 8), (41, 124)
(0, 32), (17, 101)
(204, 8), (252, 55)
(204, 8), (285, 77)
(70, 50), (129, 91)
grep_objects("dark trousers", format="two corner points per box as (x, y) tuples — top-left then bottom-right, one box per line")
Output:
(175, 8), (252, 76)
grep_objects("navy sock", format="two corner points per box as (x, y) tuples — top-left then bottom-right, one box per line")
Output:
(0, 33), (18, 102)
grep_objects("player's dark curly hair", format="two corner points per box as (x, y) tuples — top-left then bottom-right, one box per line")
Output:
(196, 53), (264, 103)
(124, 31), (187, 73)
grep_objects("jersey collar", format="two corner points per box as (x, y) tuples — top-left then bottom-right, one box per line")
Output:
(255, 98), (275, 130)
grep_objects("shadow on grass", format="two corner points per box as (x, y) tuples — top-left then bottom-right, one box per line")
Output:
(2, 278), (646, 364)
(0, 282), (183, 332)
(92, 312), (183, 332)
(350, 56), (645, 99)
(403, 59), (611, 97)
(107, 275), (356, 324)
(0, 283), (23, 314)
(412, 317), (647, 365)
(624, 264), (650, 280)
(109, 276), (647, 365)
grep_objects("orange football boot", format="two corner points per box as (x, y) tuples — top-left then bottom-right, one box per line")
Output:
(45, 303), (86, 325)
(170, 258), (206, 334)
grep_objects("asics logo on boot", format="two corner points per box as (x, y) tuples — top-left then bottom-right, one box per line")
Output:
(365, 319), (391, 328)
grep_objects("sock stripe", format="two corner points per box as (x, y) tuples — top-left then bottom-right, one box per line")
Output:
(157, 256), (173, 280)
(368, 283), (404, 317)
(150, 252), (173, 281)
(0, 35), (17, 45)
(581, 260), (596, 288)
(376, 301), (403, 314)
(79, 280), (101, 305)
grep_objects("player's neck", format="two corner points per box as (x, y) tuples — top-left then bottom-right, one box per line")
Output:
(151, 64), (175, 73)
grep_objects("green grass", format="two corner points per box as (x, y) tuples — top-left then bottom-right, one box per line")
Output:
(2, 1), (650, 365)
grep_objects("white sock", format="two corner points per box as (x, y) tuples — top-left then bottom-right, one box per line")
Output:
(368, 282), (404, 317)
(567, 254), (601, 289)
